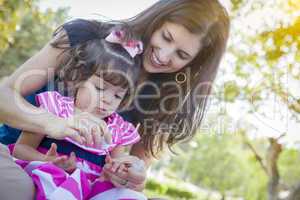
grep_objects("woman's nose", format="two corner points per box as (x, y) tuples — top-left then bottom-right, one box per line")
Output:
(159, 48), (173, 65)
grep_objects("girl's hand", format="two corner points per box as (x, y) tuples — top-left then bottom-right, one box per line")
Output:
(44, 111), (112, 147)
(44, 143), (77, 172)
(102, 155), (147, 191)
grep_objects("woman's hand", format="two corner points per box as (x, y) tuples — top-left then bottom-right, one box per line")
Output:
(102, 155), (147, 191)
(44, 111), (112, 147)
(44, 143), (76, 172)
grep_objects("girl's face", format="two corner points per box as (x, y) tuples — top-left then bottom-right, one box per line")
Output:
(143, 22), (202, 73)
(75, 75), (127, 118)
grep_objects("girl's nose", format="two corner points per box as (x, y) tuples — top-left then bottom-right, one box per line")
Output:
(103, 91), (114, 103)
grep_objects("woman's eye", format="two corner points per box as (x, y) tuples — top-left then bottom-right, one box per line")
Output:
(177, 52), (187, 60)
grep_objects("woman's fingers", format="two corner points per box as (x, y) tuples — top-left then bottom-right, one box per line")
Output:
(124, 180), (145, 192)
(103, 161), (146, 185)
(106, 169), (146, 191)
(91, 126), (101, 148)
(127, 166), (147, 184)
(108, 173), (128, 188)
(64, 127), (84, 144)
(99, 121), (112, 145)
(68, 111), (112, 147)
(110, 161), (122, 172)
(118, 163), (126, 173)
(110, 155), (140, 164)
(75, 118), (93, 146)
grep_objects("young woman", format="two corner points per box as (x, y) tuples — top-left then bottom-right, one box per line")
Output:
(0, 0), (230, 199)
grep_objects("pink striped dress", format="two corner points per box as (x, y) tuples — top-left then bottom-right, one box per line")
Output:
(12, 91), (146, 200)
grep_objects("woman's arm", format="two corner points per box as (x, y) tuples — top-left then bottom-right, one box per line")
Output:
(102, 142), (153, 191)
(0, 32), (67, 134)
(130, 141), (153, 169)
(0, 30), (106, 146)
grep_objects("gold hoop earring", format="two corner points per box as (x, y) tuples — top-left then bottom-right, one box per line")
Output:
(175, 72), (187, 84)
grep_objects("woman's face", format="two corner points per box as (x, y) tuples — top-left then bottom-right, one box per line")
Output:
(143, 22), (202, 73)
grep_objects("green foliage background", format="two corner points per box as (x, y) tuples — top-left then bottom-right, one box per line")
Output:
(1, 0), (300, 199)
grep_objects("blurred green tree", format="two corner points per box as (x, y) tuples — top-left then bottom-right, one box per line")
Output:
(221, 0), (300, 199)
(0, 0), (68, 77)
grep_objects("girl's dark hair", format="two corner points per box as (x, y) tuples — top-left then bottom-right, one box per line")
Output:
(51, 20), (142, 107)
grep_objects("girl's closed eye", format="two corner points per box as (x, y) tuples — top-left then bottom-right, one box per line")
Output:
(114, 94), (123, 99)
(115, 91), (126, 99)
(162, 31), (171, 42)
(95, 86), (105, 91)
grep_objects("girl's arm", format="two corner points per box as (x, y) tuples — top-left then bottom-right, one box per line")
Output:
(13, 131), (77, 172)
(13, 131), (46, 161)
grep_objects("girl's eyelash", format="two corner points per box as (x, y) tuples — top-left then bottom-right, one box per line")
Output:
(115, 94), (122, 99)
(96, 87), (104, 91)
(162, 32), (171, 42)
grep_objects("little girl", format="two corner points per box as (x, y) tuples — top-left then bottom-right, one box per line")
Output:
(11, 26), (147, 200)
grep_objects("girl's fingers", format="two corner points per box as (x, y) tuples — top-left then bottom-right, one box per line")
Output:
(69, 111), (112, 147)
(46, 143), (57, 157)
(52, 156), (68, 165)
(68, 152), (77, 165)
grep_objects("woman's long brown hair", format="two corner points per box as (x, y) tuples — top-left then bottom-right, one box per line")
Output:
(124, 0), (230, 156)
(50, 0), (230, 157)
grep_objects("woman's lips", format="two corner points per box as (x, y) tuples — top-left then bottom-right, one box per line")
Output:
(149, 48), (165, 69)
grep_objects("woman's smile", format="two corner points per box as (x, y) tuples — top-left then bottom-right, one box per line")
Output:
(149, 47), (167, 68)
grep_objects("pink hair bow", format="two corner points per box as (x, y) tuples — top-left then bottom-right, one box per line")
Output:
(105, 30), (143, 58)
